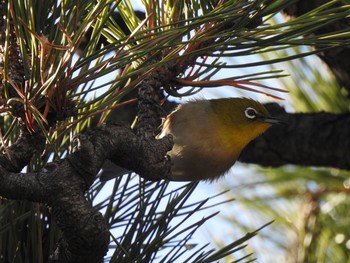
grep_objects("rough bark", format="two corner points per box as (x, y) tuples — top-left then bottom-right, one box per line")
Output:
(0, 123), (173, 263)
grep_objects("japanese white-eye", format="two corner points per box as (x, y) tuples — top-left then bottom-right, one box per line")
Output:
(99, 97), (279, 182)
(158, 97), (279, 181)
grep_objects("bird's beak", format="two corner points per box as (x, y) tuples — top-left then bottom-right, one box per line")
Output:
(259, 116), (283, 125)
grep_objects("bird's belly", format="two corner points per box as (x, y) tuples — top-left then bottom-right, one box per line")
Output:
(168, 142), (237, 181)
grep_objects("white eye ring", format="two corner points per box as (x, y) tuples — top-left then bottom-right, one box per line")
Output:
(244, 107), (257, 119)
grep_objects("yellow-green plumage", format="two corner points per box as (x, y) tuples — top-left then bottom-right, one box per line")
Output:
(159, 98), (277, 181)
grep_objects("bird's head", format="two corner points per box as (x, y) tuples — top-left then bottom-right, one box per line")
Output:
(210, 97), (279, 150)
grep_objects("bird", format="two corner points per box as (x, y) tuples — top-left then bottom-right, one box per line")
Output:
(157, 97), (280, 181)
(99, 97), (279, 182)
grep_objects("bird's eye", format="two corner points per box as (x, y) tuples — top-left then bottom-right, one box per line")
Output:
(244, 107), (257, 119)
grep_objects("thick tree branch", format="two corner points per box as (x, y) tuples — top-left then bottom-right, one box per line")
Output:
(0, 123), (173, 262)
(41, 142), (108, 263)
(240, 103), (350, 170)
(0, 128), (45, 172)
(99, 123), (173, 181)
(0, 129), (46, 201)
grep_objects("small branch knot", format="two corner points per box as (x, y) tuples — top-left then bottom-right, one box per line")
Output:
(67, 134), (99, 184)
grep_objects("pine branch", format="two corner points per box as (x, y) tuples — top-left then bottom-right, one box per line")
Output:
(283, 0), (350, 94)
